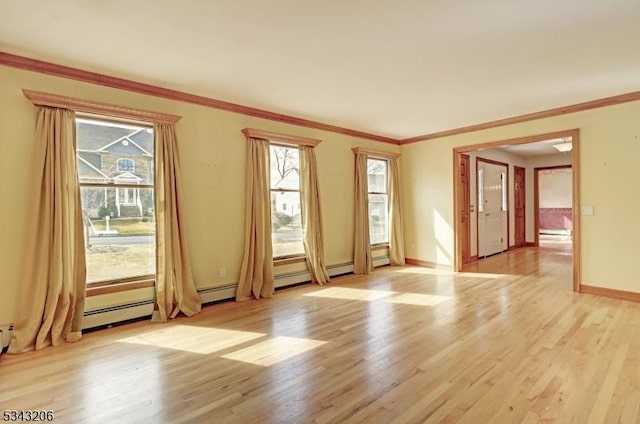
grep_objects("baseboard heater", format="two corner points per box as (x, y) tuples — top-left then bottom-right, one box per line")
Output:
(81, 256), (389, 331)
(0, 257), (390, 345)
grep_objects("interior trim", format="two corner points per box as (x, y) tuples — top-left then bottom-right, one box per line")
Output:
(1, 52), (396, 144)
(453, 129), (581, 292)
(86, 280), (155, 297)
(533, 165), (572, 247)
(351, 147), (401, 158)
(580, 285), (640, 303)
(242, 128), (321, 147)
(23, 89), (181, 124)
(274, 256), (307, 266)
(4, 51), (640, 146)
(400, 91), (640, 144)
(405, 257), (453, 270)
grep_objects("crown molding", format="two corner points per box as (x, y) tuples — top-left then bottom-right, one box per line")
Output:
(1, 51), (397, 144)
(399, 90), (640, 144)
(3, 51), (640, 146)
(242, 128), (320, 147)
(23, 89), (181, 125)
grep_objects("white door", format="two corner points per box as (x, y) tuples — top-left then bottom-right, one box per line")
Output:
(478, 161), (508, 257)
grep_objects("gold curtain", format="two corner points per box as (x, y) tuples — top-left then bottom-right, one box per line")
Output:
(300, 146), (330, 284)
(236, 137), (274, 300)
(152, 123), (201, 322)
(388, 157), (406, 265)
(8, 106), (86, 353)
(353, 152), (372, 274)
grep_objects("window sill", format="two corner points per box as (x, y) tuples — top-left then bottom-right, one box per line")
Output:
(371, 244), (390, 251)
(86, 279), (155, 297)
(273, 256), (307, 266)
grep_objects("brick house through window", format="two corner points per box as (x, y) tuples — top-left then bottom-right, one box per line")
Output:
(76, 120), (154, 218)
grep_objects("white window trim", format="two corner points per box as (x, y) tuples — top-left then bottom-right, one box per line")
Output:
(367, 157), (390, 246)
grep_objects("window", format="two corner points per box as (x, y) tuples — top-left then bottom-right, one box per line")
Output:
(76, 118), (155, 285)
(270, 144), (304, 258)
(367, 158), (389, 245)
(117, 158), (135, 172)
(478, 168), (484, 213)
(501, 172), (507, 211)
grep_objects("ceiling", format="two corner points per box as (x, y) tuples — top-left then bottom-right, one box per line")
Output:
(1, 0), (639, 139)
(500, 138), (571, 157)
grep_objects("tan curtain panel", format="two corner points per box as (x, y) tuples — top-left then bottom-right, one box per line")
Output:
(236, 137), (274, 300)
(9, 106), (86, 353)
(300, 146), (330, 284)
(152, 123), (201, 322)
(353, 152), (372, 274)
(388, 157), (406, 265)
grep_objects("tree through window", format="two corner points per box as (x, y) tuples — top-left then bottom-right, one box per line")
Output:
(270, 144), (304, 258)
(367, 158), (389, 244)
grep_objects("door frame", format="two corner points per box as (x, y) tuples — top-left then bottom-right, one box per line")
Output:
(514, 165), (526, 248)
(534, 165), (573, 246)
(453, 128), (581, 292)
(476, 157), (509, 258)
(460, 154), (472, 264)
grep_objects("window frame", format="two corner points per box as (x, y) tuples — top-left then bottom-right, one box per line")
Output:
(76, 115), (156, 292)
(269, 142), (305, 260)
(242, 128), (322, 265)
(352, 147), (400, 249)
(23, 90), (181, 296)
(366, 157), (390, 247)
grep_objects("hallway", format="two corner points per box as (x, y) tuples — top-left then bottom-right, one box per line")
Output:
(462, 235), (573, 289)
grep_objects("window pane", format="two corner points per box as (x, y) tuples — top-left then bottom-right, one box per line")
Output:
(117, 158), (135, 172)
(76, 118), (154, 185)
(271, 191), (304, 257)
(478, 168), (484, 213)
(80, 187), (156, 283)
(270, 145), (300, 190)
(369, 193), (389, 244)
(501, 172), (507, 211)
(367, 159), (387, 193)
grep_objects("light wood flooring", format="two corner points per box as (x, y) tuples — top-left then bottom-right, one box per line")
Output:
(2, 242), (640, 423)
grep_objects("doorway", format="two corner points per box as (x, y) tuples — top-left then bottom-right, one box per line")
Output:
(535, 166), (573, 241)
(453, 129), (581, 291)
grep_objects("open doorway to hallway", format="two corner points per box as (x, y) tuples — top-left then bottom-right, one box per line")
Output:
(535, 166), (573, 263)
(453, 130), (580, 291)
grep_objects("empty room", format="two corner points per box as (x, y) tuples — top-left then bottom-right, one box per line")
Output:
(1, 1), (640, 423)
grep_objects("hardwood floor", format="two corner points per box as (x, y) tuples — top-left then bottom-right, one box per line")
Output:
(2, 246), (639, 423)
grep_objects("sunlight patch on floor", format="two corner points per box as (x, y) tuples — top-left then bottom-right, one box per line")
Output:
(394, 267), (508, 279)
(117, 325), (266, 354)
(456, 271), (512, 278)
(303, 287), (395, 301)
(386, 293), (450, 306)
(221, 336), (326, 366)
(395, 267), (452, 276)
